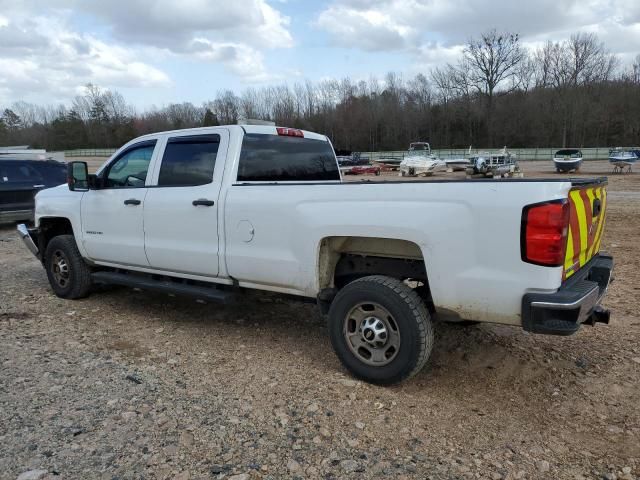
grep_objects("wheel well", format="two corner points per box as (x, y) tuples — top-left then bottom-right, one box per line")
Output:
(38, 217), (74, 256)
(317, 236), (433, 312)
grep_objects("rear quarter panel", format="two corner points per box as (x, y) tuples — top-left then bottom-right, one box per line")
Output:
(224, 180), (574, 325)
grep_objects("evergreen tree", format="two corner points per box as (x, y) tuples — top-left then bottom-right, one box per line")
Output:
(2, 109), (22, 130)
(203, 108), (219, 126)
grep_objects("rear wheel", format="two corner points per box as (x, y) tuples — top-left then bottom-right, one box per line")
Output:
(328, 275), (434, 385)
(44, 235), (92, 299)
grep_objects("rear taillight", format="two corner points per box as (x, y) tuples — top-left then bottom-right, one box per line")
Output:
(276, 127), (304, 137)
(521, 200), (569, 267)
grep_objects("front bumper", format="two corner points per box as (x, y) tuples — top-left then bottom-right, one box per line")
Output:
(522, 254), (613, 335)
(17, 223), (41, 259)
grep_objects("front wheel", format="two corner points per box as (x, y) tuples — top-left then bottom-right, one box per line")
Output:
(328, 276), (434, 385)
(44, 235), (92, 299)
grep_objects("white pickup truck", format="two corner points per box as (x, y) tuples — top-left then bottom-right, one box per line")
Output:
(17, 125), (613, 384)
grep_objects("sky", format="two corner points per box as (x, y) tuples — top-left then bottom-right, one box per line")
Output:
(0, 0), (638, 109)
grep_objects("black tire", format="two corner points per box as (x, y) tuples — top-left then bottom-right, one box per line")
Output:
(44, 234), (92, 299)
(328, 275), (434, 385)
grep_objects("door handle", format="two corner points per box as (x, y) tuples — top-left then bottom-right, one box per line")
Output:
(124, 198), (141, 206)
(192, 199), (215, 207)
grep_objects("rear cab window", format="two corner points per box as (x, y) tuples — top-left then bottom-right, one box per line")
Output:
(237, 131), (340, 182)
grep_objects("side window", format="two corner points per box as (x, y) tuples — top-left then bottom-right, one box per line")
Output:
(237, 133), (340, 182)
(105, 142), (156, 188)
(0, 163), (43, 183)
(158, 134), (219, 187)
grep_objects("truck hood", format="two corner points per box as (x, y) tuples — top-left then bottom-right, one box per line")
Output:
(36, 183), (71, 199)
(34, 183), (82, 222)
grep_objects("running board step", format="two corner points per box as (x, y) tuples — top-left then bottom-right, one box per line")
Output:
(91, 271), (235, 304)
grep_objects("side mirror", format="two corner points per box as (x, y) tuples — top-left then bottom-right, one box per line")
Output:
(67, 161), (89, 191)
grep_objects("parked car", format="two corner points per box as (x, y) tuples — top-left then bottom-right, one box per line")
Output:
(17, 125), (613, 384)
(0, 159), (66, 223)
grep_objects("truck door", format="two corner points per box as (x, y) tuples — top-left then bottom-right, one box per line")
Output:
(142, 130), (228, 277)
(81, 140), (157, 267)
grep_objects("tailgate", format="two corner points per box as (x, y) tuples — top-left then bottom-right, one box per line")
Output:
(564, 180), (607, 279)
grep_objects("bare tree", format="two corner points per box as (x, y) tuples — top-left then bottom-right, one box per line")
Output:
(102, 90), (132, 124)
(211, 90), (240, 125)
(537, 33), (618, 89)
(463, 30), (525, 100)
(533, 33), (618, 146)
(514, 54), (536, 93)
(165, 102), (202, 129)
(633, 54), (640, 84)
(430, 66), (456, 104)
(567, 33), (618, 85)
(461, 30), (524, 143)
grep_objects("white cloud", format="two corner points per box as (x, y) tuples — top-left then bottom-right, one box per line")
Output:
(0, 0), (293, 102)
(0, 15), (170, 104)
(75, 0), (293, 82)
(317, 4), (419, 51)
(188, 39), (282, 83)
(412, 42), (464, 72)
(316, 0), (640, 60)
(80, 0), (293, 49)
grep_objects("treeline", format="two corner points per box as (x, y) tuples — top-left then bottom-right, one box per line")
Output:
(1, 31), (639, 152)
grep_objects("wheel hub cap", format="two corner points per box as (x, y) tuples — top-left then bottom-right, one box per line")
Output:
(343, 303), (401, 366)
(360, 317), (388, 347)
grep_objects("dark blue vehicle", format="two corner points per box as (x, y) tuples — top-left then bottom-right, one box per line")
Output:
(0, 159), (67, 223)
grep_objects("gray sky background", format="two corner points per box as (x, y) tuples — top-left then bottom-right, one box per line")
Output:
(0, 0), (638, 107)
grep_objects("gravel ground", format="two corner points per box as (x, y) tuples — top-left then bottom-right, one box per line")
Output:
(1, 161), (638, 480)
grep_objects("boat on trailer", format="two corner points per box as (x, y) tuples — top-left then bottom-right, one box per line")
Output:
(399, 142), (446, 177)
(466, 147), (521, 178)
(608, 148), (639, 173)
(441, 146), (471, 172)
(553, 149), (583, 173)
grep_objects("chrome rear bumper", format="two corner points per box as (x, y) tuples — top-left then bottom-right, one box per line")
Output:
(17, 223), (40, 258)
